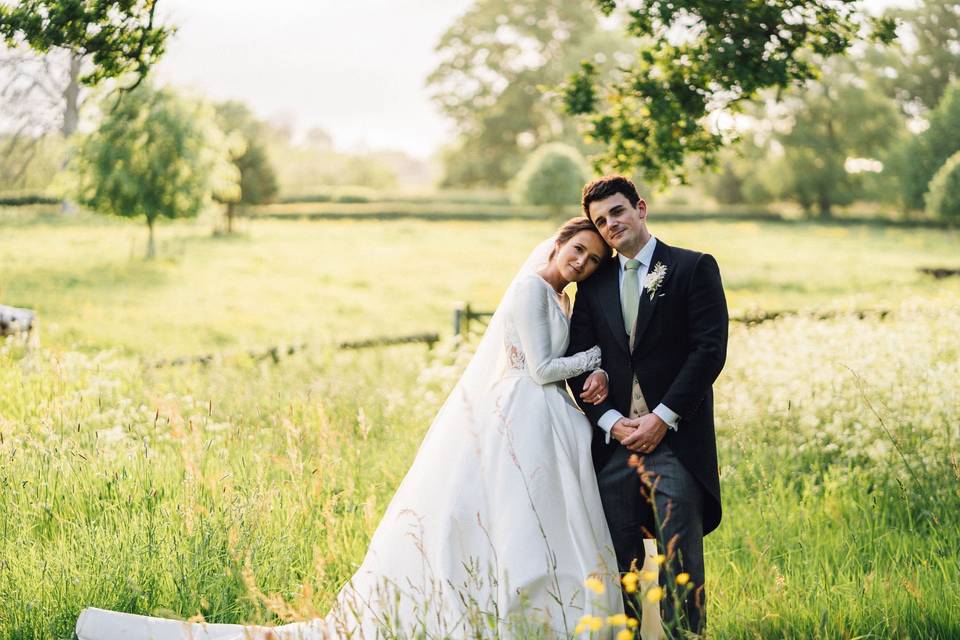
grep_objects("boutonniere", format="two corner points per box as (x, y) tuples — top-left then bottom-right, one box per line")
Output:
(643, 262), (667, 300)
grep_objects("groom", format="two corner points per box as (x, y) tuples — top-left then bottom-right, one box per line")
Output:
(567, 175), (728, 635)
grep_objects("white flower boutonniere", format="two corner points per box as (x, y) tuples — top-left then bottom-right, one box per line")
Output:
(643, 262), (667, 300)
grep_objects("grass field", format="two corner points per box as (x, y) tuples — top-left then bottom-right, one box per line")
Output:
(1, 206), (959, 639)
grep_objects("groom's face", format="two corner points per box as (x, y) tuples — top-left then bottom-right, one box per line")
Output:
(587, 193), (648, 253)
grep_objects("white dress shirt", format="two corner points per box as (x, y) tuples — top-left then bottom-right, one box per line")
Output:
(596, 236), (680, 441)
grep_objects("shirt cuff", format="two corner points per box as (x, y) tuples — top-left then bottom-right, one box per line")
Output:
(597, 409), (623, 444)
(653, 404), (680, 431)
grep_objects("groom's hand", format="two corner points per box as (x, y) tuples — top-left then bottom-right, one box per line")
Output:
(610, 417), (639, 444)
(620, 413), (668, 453)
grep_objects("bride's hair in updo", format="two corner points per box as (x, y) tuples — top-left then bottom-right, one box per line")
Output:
(549, 216), (612, 261)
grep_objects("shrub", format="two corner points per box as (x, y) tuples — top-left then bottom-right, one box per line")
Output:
(512, 143), (589, 213)
(925, 150), (960, 222)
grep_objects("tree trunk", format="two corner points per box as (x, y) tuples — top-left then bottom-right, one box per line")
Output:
(226, 202), (235, 233)
(818, 196), (833, 218)
(60, 52), (81, 215)
(146, 217), (156, 259)
(62, 54), (80, 137)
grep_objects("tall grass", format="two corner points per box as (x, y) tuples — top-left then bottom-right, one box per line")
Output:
(1, 209), (958, 638)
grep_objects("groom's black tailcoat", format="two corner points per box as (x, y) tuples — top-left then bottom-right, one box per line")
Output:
(567, 239), (728, 535)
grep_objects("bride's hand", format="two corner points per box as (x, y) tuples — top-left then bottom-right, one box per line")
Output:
(580, 369), (608, 405)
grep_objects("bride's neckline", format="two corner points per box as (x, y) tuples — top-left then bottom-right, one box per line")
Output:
(532, 273), (570, 312)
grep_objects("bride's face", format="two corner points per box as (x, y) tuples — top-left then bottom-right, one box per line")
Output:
(554, 230), (607, 283)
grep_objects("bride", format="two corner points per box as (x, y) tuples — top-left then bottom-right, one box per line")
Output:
(77, 218), (646, 639)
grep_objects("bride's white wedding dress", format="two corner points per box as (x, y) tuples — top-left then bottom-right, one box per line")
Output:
(76, 242), (634, 640)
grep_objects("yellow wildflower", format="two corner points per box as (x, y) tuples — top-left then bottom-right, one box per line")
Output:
(589, 615), (604, 631)
(575, 614), (591, 635)
(621, 572), (639, 593)
(607, 613), (628, 626)
(652, 554), (666, 565)
(616, 630), (633, 640)
(585, 577), (606, 594)
(640, 570), (658, 582)
(646, 586), (665, 602)
(626, 617), (639, 628)
(676, 572), (691, 586)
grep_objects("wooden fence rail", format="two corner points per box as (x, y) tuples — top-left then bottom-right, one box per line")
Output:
(452, 302), (904, 334)
(150, 332), (439, 368)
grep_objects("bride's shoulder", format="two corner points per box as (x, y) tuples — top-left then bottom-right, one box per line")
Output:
(515, 273), (551, 294)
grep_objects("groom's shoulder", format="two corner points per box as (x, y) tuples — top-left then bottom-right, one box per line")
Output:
(660, 240), (705, 265)
(575, 256), (615, 297)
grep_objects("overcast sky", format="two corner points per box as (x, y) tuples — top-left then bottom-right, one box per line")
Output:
(154, 0), (915, 160)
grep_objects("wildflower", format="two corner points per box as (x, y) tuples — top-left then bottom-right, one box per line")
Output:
(576, 614), (603, 634)
(675, 572), (690, 586)
(607, 613), (628, 626)
(617, 630), (633, 640)
(646, 586), (665, 602)
(652, 554), (666, 565)
(626, 617), (639, 628)
(621, 572), (639, 593)
(640, 570), (657, 582)
(585, 577), (606, 594)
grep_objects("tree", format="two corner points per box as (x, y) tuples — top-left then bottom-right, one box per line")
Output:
(512, 143), (588, 215)
(1, 2), (173, 208)
(889, 82), (960, 210)
(0, 1), (172, 91)
(213, 101), (278, 232)
(925, 151), (960, 223)
(886, 0), (960, 113)
(74, 85), (224, 258)
(773, 59), (903, 217)
(428, 0), (621, 187)
(562, 0), (897, 184)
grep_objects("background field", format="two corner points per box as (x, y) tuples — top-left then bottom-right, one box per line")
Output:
(1, 207), (959, 639)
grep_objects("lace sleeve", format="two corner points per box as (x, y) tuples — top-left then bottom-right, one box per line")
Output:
(513, 277), (602, 385)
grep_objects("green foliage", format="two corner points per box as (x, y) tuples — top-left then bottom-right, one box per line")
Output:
(701, 136), (775, 206)
(774, 62), (902, 217)
(0, 132), (67, 193)
(512, 143), (588, 212)
(925, 150), (960, 222)
(429, 0), (622, 187)
(213, 101), (278, 206)
(263, 127), (400, 196)
(890, 82), (960, 210)
(74, 85), (224, 255)
(886, 0), (960, 112)
(564, 0), (898, 184)
(0, 0), (172, 87)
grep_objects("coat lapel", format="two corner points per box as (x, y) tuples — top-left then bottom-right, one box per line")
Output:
(597, 258), (630, 354)
(632, 239), (673, 351)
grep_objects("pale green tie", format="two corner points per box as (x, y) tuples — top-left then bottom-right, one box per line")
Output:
(622, 258), (642, 339)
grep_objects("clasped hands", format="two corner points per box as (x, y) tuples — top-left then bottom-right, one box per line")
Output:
(579, 370), (667, 454)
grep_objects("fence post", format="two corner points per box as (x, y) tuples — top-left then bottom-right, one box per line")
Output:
(453, 303), (464, 336)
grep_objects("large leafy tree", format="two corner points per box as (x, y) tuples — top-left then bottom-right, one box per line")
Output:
(75, 85), (227, 258)
(772, 57), (903, 217)
(0, 0), (172, 90)
(562, 0), (897, 184)
(1, 1), (173, 203)
(886, 0), (960, 113)
(428, 0), (618, 187)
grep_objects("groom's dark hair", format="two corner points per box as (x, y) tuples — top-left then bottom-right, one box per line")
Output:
(581, 175), (641, 220)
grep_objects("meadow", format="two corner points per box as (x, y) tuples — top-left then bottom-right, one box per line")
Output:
(1, 206), (959, 639)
